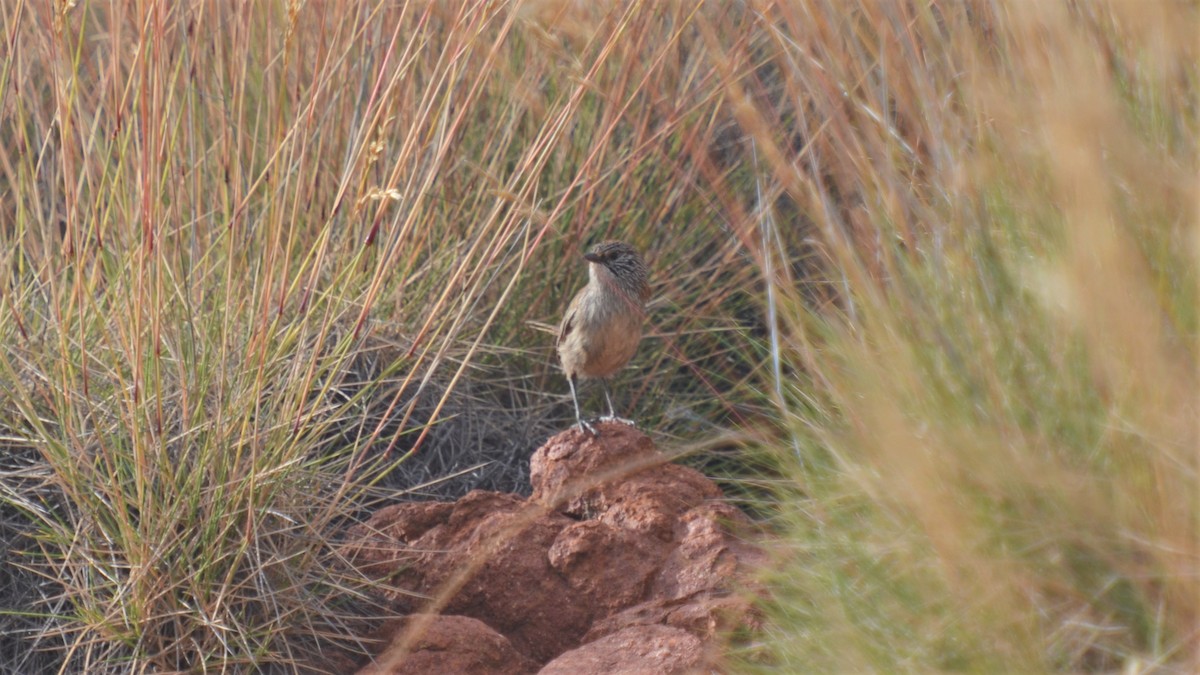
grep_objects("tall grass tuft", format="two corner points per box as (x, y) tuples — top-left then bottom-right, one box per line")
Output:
(0, 0), (1194, 672)
(717, 1), (1197, 670)
(0, 1), (775, 670)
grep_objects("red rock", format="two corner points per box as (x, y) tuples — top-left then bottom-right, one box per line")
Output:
(440, 507), (591, 663)
(584, 593), (758, 643)
(652, 502), (764, 600)
(529, 423), (664, 512)
(547, 520), (668, 612)
(341, 425), (763, 672)
(538, 624), (706, 675)
(592, 463), (724, 541)
(357, 614), (537, 675)
(530, 423), (723, 542)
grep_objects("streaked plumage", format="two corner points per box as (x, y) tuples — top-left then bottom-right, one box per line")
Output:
(557, 241), (650, 434)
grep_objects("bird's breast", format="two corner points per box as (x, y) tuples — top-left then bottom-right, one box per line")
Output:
(557, 288), (644, 379)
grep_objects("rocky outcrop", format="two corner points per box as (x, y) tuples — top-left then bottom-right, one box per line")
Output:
(341, 423), (762, 674)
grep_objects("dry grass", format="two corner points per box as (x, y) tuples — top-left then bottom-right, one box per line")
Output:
(0, 0), (1194, 672)
(725, 2), (1197, 671)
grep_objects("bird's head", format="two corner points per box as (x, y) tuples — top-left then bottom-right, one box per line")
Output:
(584, 240), (650, 302)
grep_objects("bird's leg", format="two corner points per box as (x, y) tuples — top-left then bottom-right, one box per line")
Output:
(599, 379), (636, 427)
(602, 380), (617, 418)
(568, 374), (598, 435)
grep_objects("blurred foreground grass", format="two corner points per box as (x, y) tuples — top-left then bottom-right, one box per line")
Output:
(0, 1), (1195, 672)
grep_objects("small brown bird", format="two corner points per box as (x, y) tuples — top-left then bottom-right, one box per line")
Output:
(557, 240), (651, 435)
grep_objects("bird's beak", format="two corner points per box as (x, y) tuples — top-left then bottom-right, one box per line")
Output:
(583, 251), (602, 263)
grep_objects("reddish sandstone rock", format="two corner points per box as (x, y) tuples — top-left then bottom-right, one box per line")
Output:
(547, 519), (668, 612)
(528, 425), (657, 511)
(342, 422), (762, 673)
(652, 502), (764, 600)
(591, 463), (725, 542)
(358, 614), (537, 675)
(538, 624), (705, 675)
(584, 593), (759, 643)
(441, 507), (591, 662)
(531, 424), (723, 541)
(343, 490), (588, 663)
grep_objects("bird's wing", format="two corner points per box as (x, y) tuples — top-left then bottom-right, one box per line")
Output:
(556, 306), (575, 347)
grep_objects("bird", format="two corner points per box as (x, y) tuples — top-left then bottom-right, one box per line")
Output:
(556, 240), (651, 435)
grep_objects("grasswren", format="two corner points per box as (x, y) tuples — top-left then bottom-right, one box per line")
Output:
(556, 240), (651, 435)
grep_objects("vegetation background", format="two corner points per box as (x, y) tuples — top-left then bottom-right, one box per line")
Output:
(0, 0), (1195, 672)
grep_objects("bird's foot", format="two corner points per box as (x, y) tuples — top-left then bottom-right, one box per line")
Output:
(575, 419), (599, 436)
(598, 415), (637, 427)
